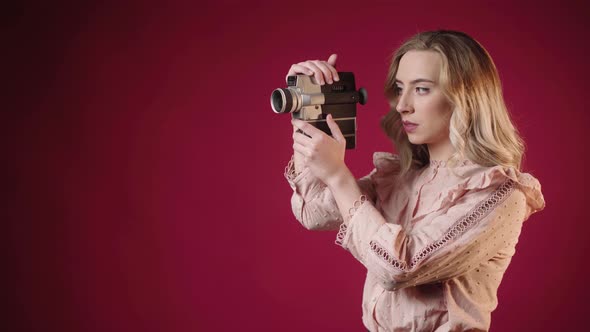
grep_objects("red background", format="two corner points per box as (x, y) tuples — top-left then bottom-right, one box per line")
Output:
(6, 1), (589, 331)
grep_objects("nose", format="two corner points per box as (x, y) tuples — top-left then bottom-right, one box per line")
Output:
(395, 90), (413, 114)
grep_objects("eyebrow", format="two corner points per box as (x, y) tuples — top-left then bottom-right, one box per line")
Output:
(394, 78), (435, 84)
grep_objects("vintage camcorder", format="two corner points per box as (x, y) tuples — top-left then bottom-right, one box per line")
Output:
(270, 72), (367, 149)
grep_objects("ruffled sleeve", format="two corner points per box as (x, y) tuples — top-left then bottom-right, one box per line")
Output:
(335, 161), (545, 291)
(451, 165), (545, 221)
(284, 155), (378, 231)
(369, 152), (402, 204)
(496, 167), (545, 220)
(413, 163), (545, 225)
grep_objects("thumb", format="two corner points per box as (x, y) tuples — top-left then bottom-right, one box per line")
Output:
(326, 114), (345, 143)
(327, 53), (338, 67)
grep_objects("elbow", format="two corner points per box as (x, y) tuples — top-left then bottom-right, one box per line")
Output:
(292, 206), (318, 231)
(290, 194), (341, 231)
(379, 278), (398, 291)
(300, 217), (338, 231)
(302, 220), (322, 231)
(370, 266), (402, 291)
(292, 200), (335, 231)
(291, 207), (323, 231)
(296, 215), (319, 230)
(374, 274), (406, 291)
(375, 273), (415, 291)
(367, 258), (409, 291)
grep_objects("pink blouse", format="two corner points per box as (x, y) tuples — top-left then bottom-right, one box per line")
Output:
(284, 152), (545, 332)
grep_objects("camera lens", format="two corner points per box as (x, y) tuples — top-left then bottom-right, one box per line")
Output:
(271, 88), (294, 113)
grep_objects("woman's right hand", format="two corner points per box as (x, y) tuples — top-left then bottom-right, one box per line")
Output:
(285, 54), (340, 85)
(287, 54), (339, 172)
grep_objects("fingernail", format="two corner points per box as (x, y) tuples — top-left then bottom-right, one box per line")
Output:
(328, 79), (333, 84)
(334, 76), (339, 81)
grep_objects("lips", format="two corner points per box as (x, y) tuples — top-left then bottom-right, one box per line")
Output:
(402, 120), (418, 133)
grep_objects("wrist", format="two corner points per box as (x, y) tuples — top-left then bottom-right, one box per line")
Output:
(325, 165), (354, 190)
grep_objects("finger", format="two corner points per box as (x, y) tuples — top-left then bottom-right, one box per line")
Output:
(327, 54), (337, 66)
(326, 54), (339, 81)
(299, 61), (325, 85)
(311, 60), (335, 84)
(293, 126), (312, 139)
(286, 64), (314, 81)
(293, 130), (312, 145)
(326, 114), (345, 143)
(291, 118), (324, 137)
(293, 141), (310, 157)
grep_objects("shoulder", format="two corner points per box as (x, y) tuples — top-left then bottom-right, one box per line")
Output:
(461, 164), (546, 220)
(369, 151), (411, 186)
(361, 152), (405, 202)
(372, 152), (401, 173)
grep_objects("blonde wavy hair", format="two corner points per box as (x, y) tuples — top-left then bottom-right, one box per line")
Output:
(381, 30), (525, 177)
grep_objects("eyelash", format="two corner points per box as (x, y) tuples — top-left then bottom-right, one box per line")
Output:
(395, 86), (430, 95)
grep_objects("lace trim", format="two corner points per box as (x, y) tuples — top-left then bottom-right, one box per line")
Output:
(348, 195), (367, 220)
(429, 158), (473, 168)
(284, 155), (301, 181)
(335, 223), (347, 246)
(369, 179), (516, 272)
(335, 195), (367, 246)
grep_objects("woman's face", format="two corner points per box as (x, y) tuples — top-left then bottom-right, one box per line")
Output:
(394, 50), (453, 146)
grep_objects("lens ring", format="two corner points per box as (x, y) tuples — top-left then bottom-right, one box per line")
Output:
(271, 89), (285, 113)
(271, 88), (294, 113)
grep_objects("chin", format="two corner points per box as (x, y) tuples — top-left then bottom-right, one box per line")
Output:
(407, 134), (425, 145)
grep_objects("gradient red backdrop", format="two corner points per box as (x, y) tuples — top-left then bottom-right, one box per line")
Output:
(6, 1), (589, 331)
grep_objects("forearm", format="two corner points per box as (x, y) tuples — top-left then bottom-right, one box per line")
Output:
(285, 157), (343, 231)
(326, 166), (364, 222)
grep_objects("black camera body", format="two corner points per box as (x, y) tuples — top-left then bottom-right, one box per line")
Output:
(271, 72), (367, 149)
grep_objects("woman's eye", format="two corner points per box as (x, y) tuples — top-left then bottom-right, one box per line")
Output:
(394, 86), (429, 96)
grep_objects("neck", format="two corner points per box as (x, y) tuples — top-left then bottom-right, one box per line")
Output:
(427, 136), (456, 161)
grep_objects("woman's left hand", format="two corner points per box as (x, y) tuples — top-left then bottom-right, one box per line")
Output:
(291, 114), (348, 186)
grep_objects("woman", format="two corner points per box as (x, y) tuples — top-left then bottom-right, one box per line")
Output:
(284, 30), (545, 331)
